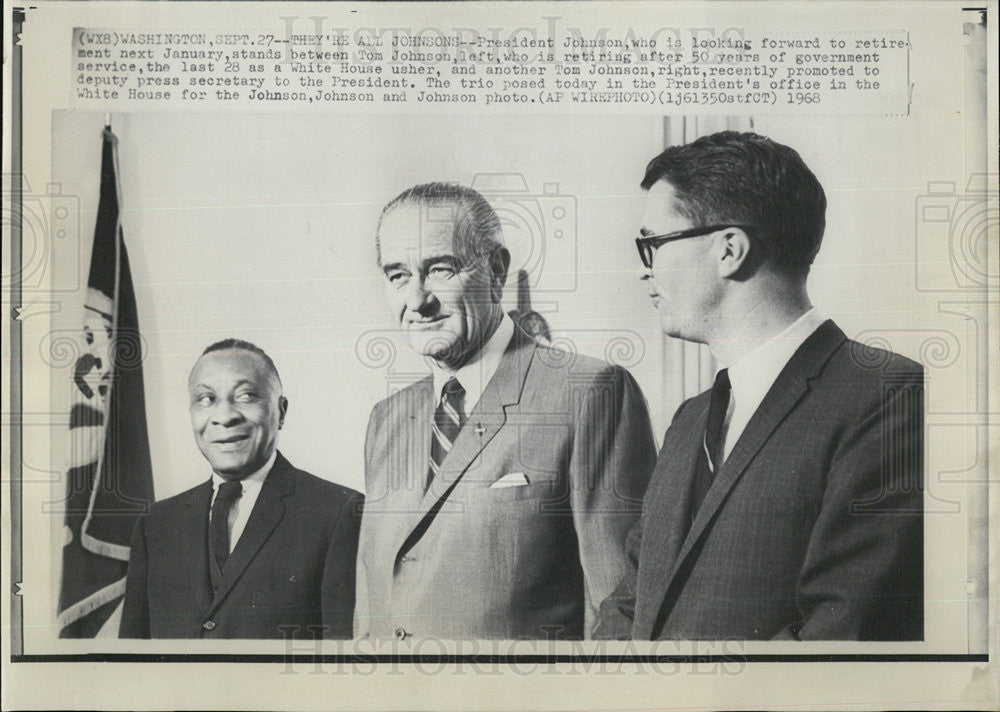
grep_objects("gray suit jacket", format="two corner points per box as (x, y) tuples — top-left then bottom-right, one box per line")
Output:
(596, 320), (924, 640)
(356, 325), (656, 640)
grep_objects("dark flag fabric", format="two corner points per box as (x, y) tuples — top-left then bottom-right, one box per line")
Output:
(57, 127), (154, 638)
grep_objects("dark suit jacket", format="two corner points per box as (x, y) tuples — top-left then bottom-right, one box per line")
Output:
(120, 452), (362, 639)
(357, 325), (656, 640)
(596, 320), (923, 640)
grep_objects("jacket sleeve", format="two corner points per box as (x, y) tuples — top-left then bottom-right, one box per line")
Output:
(593, 395), (696, 640)
(119, 516), (151, 639)
(352, 404), (382, 639)
(321, 490), (364, 639)
(568, 364), (656, 638)
(774, 370), (924, 640)
(592, 514), (644, 639)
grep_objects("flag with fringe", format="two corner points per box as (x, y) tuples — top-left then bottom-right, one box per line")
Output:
(57, 127), (154, 638)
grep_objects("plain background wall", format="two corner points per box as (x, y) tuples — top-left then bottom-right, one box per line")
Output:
(47, 107), (980, 649)
(51, 111), (960, 500)
(52, 112), (667, 498)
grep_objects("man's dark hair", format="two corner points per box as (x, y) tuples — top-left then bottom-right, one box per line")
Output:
(641, 131), (827, 277)
(376, 182), (504, 265)
(200, 338), (282, 387)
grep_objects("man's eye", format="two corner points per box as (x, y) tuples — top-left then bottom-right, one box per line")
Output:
(195, 394), (213, 406)
(235, 392), (256, 403)
(386, 271), (410, 287)
(427, 264), (456, 280)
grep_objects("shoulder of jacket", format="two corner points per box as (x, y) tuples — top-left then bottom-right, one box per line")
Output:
(831, 338), (924, 385)
(371, 376), (432, 412)
(146, 480), (208, 516)
(292, 467), (362, 504)
(530, 342), (625, 380)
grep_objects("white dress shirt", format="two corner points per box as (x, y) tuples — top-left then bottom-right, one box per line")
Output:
(431, 312), (515, 416)
(209, 449), (276, 554)
(719, 309), (827, 461)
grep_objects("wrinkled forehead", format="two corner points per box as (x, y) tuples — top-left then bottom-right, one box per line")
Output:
(188, 349), (278, 393)
(379, 202), (476, 264)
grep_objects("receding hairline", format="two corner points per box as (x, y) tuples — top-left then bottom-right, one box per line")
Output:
(378, 194), (493, 232)
(375, 183), (505, 265)
(188, 347), (283, 393)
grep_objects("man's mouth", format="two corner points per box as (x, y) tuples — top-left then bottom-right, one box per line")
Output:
(214, 434), (250, 445)
(407, 316), (448, 329)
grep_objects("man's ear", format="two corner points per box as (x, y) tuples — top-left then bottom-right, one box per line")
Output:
(489, 248), (511, 301)
(718, 228), (753, 279)
(277, 396), (289, 429)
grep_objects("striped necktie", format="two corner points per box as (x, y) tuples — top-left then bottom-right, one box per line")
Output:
(427, 377), (465, 492)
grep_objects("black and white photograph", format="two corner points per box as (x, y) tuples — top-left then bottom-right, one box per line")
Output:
(2, 1), (996, 710)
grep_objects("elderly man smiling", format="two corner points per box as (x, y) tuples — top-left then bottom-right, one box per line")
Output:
(120, 339), (362, 639)
(355, 182), (656, 641)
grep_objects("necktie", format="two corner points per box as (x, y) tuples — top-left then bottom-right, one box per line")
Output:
(211, 480), (242, 570)
(427, 377), (465, 492)
(691, 369), (731, 523)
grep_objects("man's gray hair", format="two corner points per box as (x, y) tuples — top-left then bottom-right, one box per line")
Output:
(375, 182), (504, 265)
(198, 338), (282, 388)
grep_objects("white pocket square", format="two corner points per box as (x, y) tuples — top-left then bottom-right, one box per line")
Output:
(490, 472), (530, 489)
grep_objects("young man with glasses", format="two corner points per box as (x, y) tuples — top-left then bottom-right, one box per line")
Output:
(596, 131), (924, 641)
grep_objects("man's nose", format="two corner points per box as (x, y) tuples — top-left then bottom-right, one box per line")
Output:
(637, 266), (653, 282)
(210, 401), (243, 426)
(404, 275), (435, 312)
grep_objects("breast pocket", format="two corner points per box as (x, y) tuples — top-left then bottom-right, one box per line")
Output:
(464, 472), (563, 504)
(249, 571), (306, 610)
(250, 586), (274, 610)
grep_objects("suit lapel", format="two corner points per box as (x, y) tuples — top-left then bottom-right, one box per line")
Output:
(665, 321), (847, 589)
(632, 406), (705, 638)
(423, 327), (534, 504)
(396, 327), (535, 555)
(401, 376), (434, 514)
(383, 377), (434, 559)
(180, 480), (214, 615)
(209, 453), (295, 611)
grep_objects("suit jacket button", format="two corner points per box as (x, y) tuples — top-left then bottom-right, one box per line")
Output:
(202, 620), (216, 631)
(394, 627), (408, 640)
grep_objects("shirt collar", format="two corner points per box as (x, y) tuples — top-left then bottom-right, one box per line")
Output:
(211, 449), (276, 495)
(431, 312), (515, 409)
(725, 308), (826, 411)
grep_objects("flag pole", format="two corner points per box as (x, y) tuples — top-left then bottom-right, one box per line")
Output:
(58, 125), (154, 637)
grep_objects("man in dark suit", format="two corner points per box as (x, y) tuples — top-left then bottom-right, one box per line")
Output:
(120, 339), (362, 639)
(356, 183), (656, 640)
(596, 131), (923, 641)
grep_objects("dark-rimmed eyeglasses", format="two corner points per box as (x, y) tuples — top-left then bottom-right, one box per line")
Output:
(635, 224), (756, 269)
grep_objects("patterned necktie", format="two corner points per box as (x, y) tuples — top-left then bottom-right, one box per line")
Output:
(691, 369), (731, 523)
(427, 377), (466, 492)
(211, 480), (242, 570)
